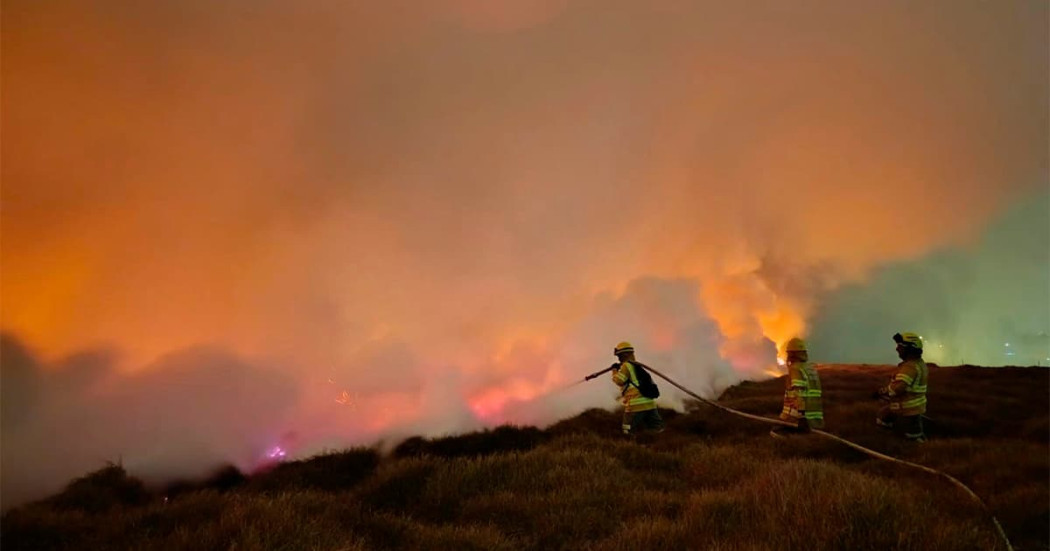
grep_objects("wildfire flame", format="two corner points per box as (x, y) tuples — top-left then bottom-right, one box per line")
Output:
(335, 390), (355, 407)
(468, 378), (552, 422)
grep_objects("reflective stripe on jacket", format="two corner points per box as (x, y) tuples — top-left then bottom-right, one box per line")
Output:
(885, 358), (928, 416)
(612, 361), (657, 413)
(779, 361), (824, 429)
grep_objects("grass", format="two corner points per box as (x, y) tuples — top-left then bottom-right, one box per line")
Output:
(2, 364), (1046, 550)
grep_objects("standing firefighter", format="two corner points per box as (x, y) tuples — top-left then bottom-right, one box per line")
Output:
(771, 337), (824, 437)
(875, 332), (929, 442)
(610, 342), (664, 436)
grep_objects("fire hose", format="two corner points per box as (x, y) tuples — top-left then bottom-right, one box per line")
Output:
(585, 364), (1015, 551)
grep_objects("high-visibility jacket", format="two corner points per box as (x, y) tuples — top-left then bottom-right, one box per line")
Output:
(884, 358), (928, 416)
(612, 361), (657, 413)
(779, 360), (824, 429)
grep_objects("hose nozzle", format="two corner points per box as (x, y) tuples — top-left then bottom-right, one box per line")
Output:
(584, 364), (619, 381)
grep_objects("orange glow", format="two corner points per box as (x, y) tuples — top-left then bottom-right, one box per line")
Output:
(359, 393), (425, 434)
(446, 0), (568, 33)
(757, 308), (806, 356)
(468, 378), (552, 422)
(1, 241), (96, 356)
(697, 274), (807, 371)
(467, 342), (565, 423)
(649, 325), (677, 351)
(3, 1), (1043, 390)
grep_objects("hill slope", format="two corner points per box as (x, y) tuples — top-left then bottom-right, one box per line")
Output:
(3, 364), (1047, 550)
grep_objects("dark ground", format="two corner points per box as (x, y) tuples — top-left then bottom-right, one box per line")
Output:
(3, 364), (1047, 550)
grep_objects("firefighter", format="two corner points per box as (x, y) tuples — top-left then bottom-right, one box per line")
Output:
(770, 337), (824, 438)
(610, 342), (664, 435)
(875, 332), (929, 442)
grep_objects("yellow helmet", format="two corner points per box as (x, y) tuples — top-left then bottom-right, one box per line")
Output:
(783, 338), (807, 353)
(893, 332), (923, 350)
(613, 341), (634, 356)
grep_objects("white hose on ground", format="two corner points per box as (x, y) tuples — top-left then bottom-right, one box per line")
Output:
(643, 365), (1015, 551)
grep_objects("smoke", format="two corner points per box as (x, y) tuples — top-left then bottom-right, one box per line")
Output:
(2, 0), (1046, 506)
(0, 336), (298, 508)
(1, 276), (728, 507)
(809, 192), (1050, 366)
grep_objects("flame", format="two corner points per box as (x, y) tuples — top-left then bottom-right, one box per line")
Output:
(696, 270), (810, 371)
(757, 307), (807, 357)
(266, 446), (287, 459)
(335, 390), (356, 407)
(356, 392), (426, 434)
(468, 377), (551, 422)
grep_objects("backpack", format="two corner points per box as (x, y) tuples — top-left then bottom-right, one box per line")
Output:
(626, 361), (660, 399)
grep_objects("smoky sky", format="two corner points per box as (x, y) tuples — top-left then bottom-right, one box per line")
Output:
(2, 0), (1047, 507)
(810, 192), (1050, 366)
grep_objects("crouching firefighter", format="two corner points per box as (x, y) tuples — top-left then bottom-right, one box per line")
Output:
(771, 337), (824, 438)
(610, 342), (664, 436)
(875, 332), (929, 442)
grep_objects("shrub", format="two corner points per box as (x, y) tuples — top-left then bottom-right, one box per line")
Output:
(47, 463), (149, 514)
(679, 442), (772, 490)
(248, 447), (379, 493)
(356, 457), (440, 511)
(416, 446), (643, 546)
(162, 464), (247, 500)
(393, 425), (549, 459)
(0, 507), (98, 551)
(717, 460), (1003, 550)
(120, 492), (369, 551)
(546, 407), (622, 437)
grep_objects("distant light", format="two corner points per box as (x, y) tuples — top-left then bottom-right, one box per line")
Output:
(267, 446), (287, 459)
(1004, 342), (1010, 347)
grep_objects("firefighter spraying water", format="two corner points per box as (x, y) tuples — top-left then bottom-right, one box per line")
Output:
(583, 343), (664, 435)
(608, 342), (664, 435)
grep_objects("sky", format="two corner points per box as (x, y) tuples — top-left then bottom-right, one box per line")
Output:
(2, 0), (1047, 507)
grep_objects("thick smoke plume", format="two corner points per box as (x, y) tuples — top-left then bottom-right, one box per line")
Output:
(2, 0), (1047, 507)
